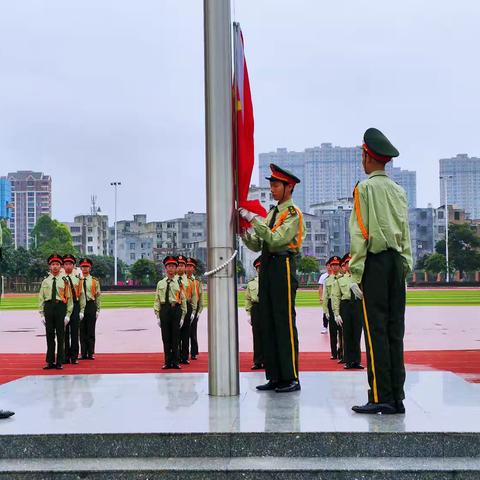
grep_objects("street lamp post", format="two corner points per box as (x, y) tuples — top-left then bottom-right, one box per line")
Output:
(110, 182), (121, 286)
(440, 175), (453, 282)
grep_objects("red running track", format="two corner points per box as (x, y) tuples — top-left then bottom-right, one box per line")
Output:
(1, 350), (479, 385)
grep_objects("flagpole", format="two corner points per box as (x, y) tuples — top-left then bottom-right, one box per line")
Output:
(204, 0), (239, 396)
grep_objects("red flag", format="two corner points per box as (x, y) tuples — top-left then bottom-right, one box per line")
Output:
(233, 23), (267, 231)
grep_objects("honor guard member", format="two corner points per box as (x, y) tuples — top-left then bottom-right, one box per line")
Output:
(318, 261), (332, 334)
(332, 254), (363, 370)
(186, 258), (202, 360)
(322, 256), (344, 361)
(245, 256), (264, 370)
(154, 256), (187, 369)
(240, 163), (306, 393)
(78, 258), (101, 360)
(38, 254), (73, 370)
(350, 128), (413, 415)
(0, 225), (15, 419)
(62, 254), (85, 364)
(176, 255), (195, 364)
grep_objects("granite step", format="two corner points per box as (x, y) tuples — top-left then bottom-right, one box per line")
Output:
(0, 456), (479, 479)
(1, 432), (479, 459)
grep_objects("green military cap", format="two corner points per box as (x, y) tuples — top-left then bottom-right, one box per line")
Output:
(266, 163), (301, 185)
(363, 128), (399, 163)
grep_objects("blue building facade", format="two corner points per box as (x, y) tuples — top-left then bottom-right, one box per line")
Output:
(0, 178), (12, 220)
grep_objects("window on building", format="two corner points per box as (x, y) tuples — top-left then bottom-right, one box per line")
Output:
(454, 212), (460, 220)
(438, 211), (444, 219)
(305, 234), (311, 241)
(87, 246), (93, 253)
(88, 236), (93, 242)
(130, 253), (136, 260)
(130, 243), (135, 250)
(306, 222), (311, 228)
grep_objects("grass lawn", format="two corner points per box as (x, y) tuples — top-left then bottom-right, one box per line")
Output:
(1, 289), (479, 311)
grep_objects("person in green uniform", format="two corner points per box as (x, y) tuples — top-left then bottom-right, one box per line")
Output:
(78, 258), (101, 360)
(332, 254), (363, 370)
(154, 255), (187, 369)
(186, 258), (202, 360)
(0, 224), (15, 419)
(176, 255), (195, 364)
(245, 256), (264, 370)
(239, 163), (306, 393)
(38, 254), (74, 370)
(349, 127), (413, 415)
(322, 256), (343, 361)
(62, 254), (86, 365)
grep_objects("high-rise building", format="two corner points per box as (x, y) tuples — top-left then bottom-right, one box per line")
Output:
(440, 154), (480, 220)
(391, 167), (417, 208)
(259, 144), (407, 211)
(64, 215), (109, 256)
(0, 178), (12, 220)
(5, 171), (52, 249)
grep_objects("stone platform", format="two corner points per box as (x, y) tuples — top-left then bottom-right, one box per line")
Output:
(0, 371), (479, 478)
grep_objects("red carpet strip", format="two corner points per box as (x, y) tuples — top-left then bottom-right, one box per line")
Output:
(0, 350), (479, 385)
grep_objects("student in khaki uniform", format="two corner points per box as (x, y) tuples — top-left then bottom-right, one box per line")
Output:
(186, 258), (202, 360)
(154, 256), (187, 369)
(38, 254), (74, 370)
(176, 255), (196, 364)
(62, 254), (85, 365)
(240, 163), (306, 393)
(322, 256), (343, 362)
(245, 256), (264, 370)
(332, 254), (363, 370)
(0, 225), (15, 419)
(78, 258), (101, 360)
(349, 128), (413, 415)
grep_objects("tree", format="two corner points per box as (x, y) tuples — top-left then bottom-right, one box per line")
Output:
(415, 254), (430, 271)
(236, 259), (246, 280)
(130, 259), (158, 285)
(30, 215), (76, 257)
(424, 253), (446, 275)
(435, 223), (480, 278)
(297, 256), (319, 284)
(86, 255), (127, 285)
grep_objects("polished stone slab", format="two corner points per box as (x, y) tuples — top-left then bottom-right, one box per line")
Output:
(1, 371), (479, 435)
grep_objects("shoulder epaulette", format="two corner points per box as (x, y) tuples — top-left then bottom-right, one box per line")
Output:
(288, 206), (297, 216)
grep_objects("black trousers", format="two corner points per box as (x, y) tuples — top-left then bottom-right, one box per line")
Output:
(251, 303), (264, 366)
(362, 250), (406, 403)
(44, 301), (66, 365)
(340, 299), (362, 365)
(328, 300), (343, 358)
(80, 301), (97, 358)
(322, 314), (329, 329)
(160, 303), (181, 366)
(259, 254), (299, 383)
(190, 311), (199, 357)
(65, 301), (80, 361)
(179, 303), (192, 361)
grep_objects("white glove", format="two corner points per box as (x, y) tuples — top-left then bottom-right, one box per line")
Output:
(350, 283), (364, 300)
(239, 208), (258, 223)
(247, 314), (252, 325)
(157, 319), (161, 327)
(325, 311), (330, 321)
(96, 311), (100, 320)
(190, 312), (195, 322)
(335, 314), (343, 327)
(64, 316), (70, 326)
(40, 312), (46, 326)
(79, 312), (84, 321)
(179, 317), (184, 329)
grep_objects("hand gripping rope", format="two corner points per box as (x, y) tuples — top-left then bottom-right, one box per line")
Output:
(204, 250), (238, 277)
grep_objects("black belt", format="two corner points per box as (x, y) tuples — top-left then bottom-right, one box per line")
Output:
(268, 251), (292, 258)
(86, 299), (96, 304)
(45, 300), (66, 305)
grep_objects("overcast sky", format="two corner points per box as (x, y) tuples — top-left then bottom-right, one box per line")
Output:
(0, 0), (478, 223)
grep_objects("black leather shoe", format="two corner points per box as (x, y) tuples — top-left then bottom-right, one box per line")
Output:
(337, 358), (346, 364)
(256, 380), (279, 391)
(0, 410), (15, 419)
(161, 364), (170, 370)
(43, 364), (56, 370)
(352, 402), (397, 414)
(71, 359), (79, 365)
(395, 400), (406, 414)
(275, 381), (301, 393)
(87, 355), (95, 360)
(251, 364), (263, 370)
(81, 356), (88, 360)
(55, 364), (63, 370)
(330, 355), (337, 360)
(180, 359), (190, 365)
(171, 364), (182, 369)
(191, 355), (198, 360)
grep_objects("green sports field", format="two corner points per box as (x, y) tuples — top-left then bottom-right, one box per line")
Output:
(1, 289), (479, 311)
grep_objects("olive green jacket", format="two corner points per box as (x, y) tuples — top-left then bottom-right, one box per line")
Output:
(349, 170), (413, 284)
(331, 272), (353, 316)
(154, 276), (187, 320)
(322, 274), (341, 314)
(38, 274), (74, 318)
(245, 276), (259, 313)
(82, 275), (101, 312)
(242, 198), (306, 254)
